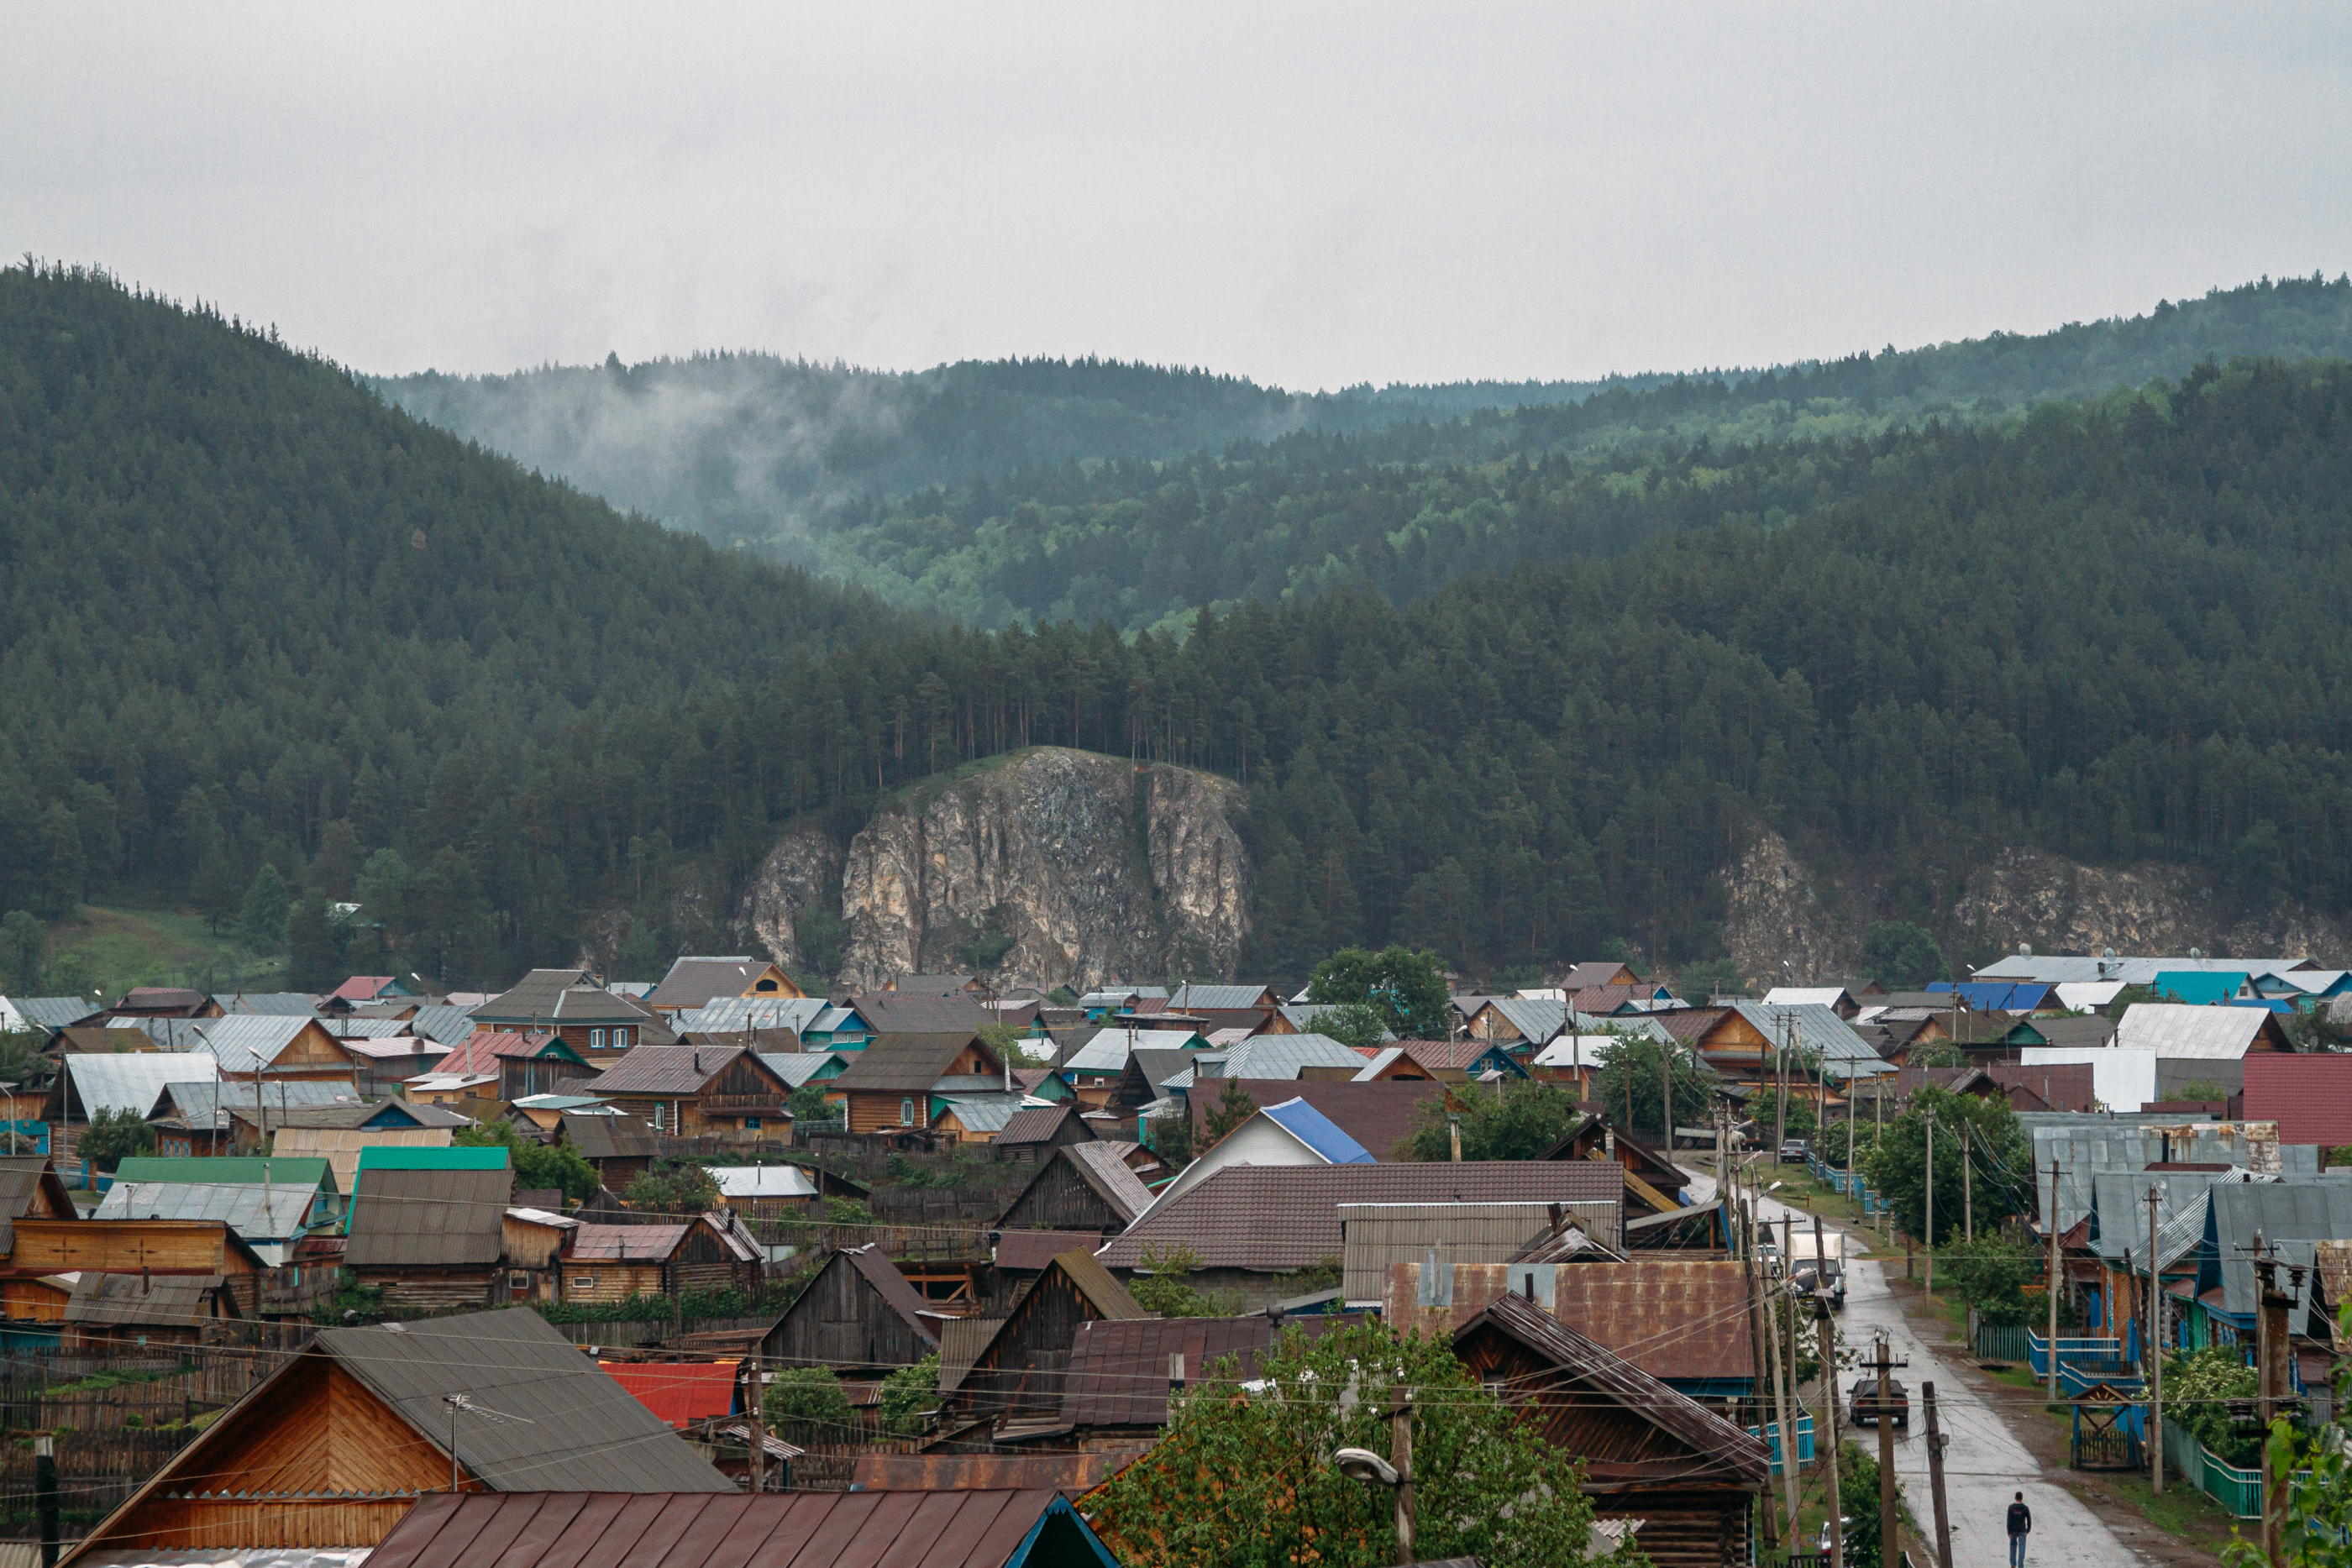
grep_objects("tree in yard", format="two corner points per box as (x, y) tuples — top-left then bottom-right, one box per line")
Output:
(1589, 1033), (1715, 1142)
(1404, 1081), (1584, 1162)
(1, 910), (44, 995)
(1837, 1441), (1914, 1568)
(1128, 1242), (1232, 1318)
(787, 1083), (839, 1130)
(1315, 1001), (1392, 1053)
(879, 1354), (941, 1435)
(1088, 1316), (1615, 1568)
(1200, 1078), (1257, 1147)
(1146, 1106), (1194, 1164)
(455, 1121), (601, 1202)
(763, 1365), (852, 1429)
(1861, 920), (1944, 990)
(1863, 1085), (2029, 1245)
(77, 1106), (155, 1172)
(239, 863), (290, 955)
(1306, 946), (1452, 1040)
(2225, 1304), (2352, 1568)
(624, 1160), (722, 1214)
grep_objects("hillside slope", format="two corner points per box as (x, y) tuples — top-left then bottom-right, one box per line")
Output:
(376, 275), (2352, 631)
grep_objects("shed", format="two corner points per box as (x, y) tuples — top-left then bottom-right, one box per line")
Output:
(955, 1250), (1150, 1425)
(996, 1143), (1157, 1235)
(344, 1165), (514, 1311)
(581, 1043), (793, 1139)
(757, 1244), (942, 1376)
(556, 1112), (668, 1188)
(57, 1308), (731, 1563)
(64, 1272), (243, 1346)
(994, 1103), (1097, 1164)
(562, 1217), (759, 1303)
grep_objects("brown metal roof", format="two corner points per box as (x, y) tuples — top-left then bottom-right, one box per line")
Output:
(345, 1167), (511, 1268)
(559, 1113), (665, 1162)
(566, 1222), (691, 1261)
(832, 1032), (992, 1093)
(995, 1230), (1106, 1272)
(1456, 1292), (1771, 1484)
(994, 1103), (1079, 1146)
(1653, 1008), (1731, 1042)
(1100, 1162), (1623, 1273)
(585, 1043), (772, 1096)
(66, 1272), (233, 1328)
(852, 1451), (1146, 1494)
(1387, 1259), (1755, 1384)
(1044, 1248), (1148, 1320)
(853, 993), (995, 1035)
(364, 1487), (1105, 1568)
(1059, 1315), (1273, 1428)
(1187, 1078), (1446, 1160)
(937, 1314), (1006, 1395)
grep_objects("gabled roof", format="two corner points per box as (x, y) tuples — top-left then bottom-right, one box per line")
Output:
(114, 1155), (333, 1190)
(1065, 1028), (1204, 1073)
(569, 1221), (693, 1261)
(402, 1004), (480, 1046)
(710, 1163), (821, 1199)
(63, 1051), (218, 1118)
(795, 1245), (941, 1348)
(10, 996), (103, 1034)
(853, 992), (993, 1034)
(1101, 1162), (1624, 1273)
(1762, 986), (1854, 1009)
(475, 968), (660, 1027)
(2116, 1004), (2289, 1059)
(998, 1142), (1155, 1230)
(1457, 1292), (1772, 1484)
(346, 1166), (511, 1266)
(1725, 1003), (1894, 1080)
(1388, 1037), (1528, 1075)
(559, 1113), (666, 1162)
(1479, 996), (1568, 1042)
(66, 1272), (235, 1329)
(95, 1177), (316, 1239)
(937, 1093), (1042, 1134)
(679, 995), (830, 1036)
(585, 1043), (778, 1097)
(1257, 1098), (1375, 1164)
(213, 992), (323, 1016)
(1927, 981), (2058, 1011)
(1060, 1314), (1278, 1428)
(362, 1488), (1116, 1568)
(1166, 983), (1278, 1012)
(1277, 1002), (1394, 1039)
(2150, 970), (2256, 1005)
(995, 1103), (1084, 1146)
(330, 976), (397, 1003)
(2005, 1015), (2118, 1050)
(0, 1157), (75, 1253)
(1178, 1033), (1367, 1084)
(1562, 962), (1641, 989)
(433, 1029), (588, 1077)
(757, 1049), (845, 1088)
(647, 955), (797, 1011)
(144, 1078), (358, 1130)
(832, 1032), (996, 1093)
(1185, 1078), (1445, 1162)
(124, 1014), (334, 1074)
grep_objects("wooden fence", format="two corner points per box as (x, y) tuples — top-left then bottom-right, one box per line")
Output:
(0, 1427), (200, 1535)
(0, 1349), (285, 1434)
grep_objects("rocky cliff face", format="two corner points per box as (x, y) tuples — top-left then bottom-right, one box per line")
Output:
(1720, 831), (2352, 979)
(742, 747), (1251, 991)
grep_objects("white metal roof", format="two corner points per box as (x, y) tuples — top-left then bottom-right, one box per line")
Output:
(708, 1164), (822, 1199)
(1762, 987), (1851, 1008)
(1976, 954), (2314, 985)
(2113, 1004), (2276, 1059)
(66, 1052), (220, 1118)
(2051, 981), (2128, 1011)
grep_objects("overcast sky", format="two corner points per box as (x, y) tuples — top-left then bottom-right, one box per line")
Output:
(8, 3), (2349, 390)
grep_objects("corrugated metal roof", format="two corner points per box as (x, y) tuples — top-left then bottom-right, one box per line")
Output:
(115, 1155), (333, 1188)
(711, 1164), (820, 1199)
(758, 1050), (845, 1089)
(1728, 1003), (1893, 1080)
(1977, 955), (2315, 986)
(1058, 1143), (1157, 1223)
(316, 1309), (733, 1492)
(9, 996), (101, 1034)
(1102, 1162), (1624, 1273)
(475, 968), (656, 1025)
(363, 1487), (1104, 1568)
(1061, 1315), (1276, 1428)
(2244, 1056), (2352, 1146)
(677, 995), (830, 1036)
(1392, 1258), (1756, 1384)
(1481, 996), (1567, 1042)
(2089, 1170), (2256, 1266)
(357, 1145), (511, 1174)
(937, 1314), (1006, 1396)
(1338, 1200), (1620, 1303)
(1167, 984), (1275, 1012)
(1185, 1034), (1368, 1082)
(401, 1004), (478, 1046)
(568, 1222), (691, 1261)
(2117, 1004), (2279, 1059)
(66, 1051), (218, 1118)
(1063, 1028), (1202, 1073)
(995, 1104), (1078, 1146)
(1278, 1003), (1394, 1040)
(1459, 1293), (1772, 1482)
(344, 1167), (511, 1266)
(213, 992), (323, 1016)
(95, 1179), (315, 1239)
(995, 1230), (1106, 1272)
(585, 1043), (761, 1096)
(66, 1272), (229, 1329)
(935, 1093), (1039, 1135)
(1259, 1098), (1374, 1165)
(832, 1033), (990, 1093)
(144, 1079), (357, 1129)
(1762, 988), (1853, 1009)
(600, 1358), (738, 1427)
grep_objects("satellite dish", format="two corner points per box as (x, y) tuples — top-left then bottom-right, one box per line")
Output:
(2189, 947), (2204, 961)
(2103, 947), (2118, 959)
(2017, 942), (2033, 957)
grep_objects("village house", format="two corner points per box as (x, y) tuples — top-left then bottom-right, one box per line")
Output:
(420, 1028), (596, 1100)
(644, 954), (807, 1015)
(55, 1308), (731, 1564)
(1453, 1292), (1771, 1568)
(144, 1078), (356, 1157)
(580, 1043), (795, 1140)
(472, 968), (677, 1061)
(561, 1217), (762, 1304)
(102, 986), (221, 1021)
(556, 1112), (668, 1189)
(992, 1103), (1097, 1164)
(9, 1217), (269, 1335)
(1336, 1199), (1627, 1308)
(830, 1032), (1008, 1134)
(853, 990), (995, 1037)
(0, 1157), (78, 1321)
(46, 1052), (220, 1162)
(130, 1014), (368, 1088)
(255, 1101), (470, 1190)
(342, 1152), (514, 1311)
(951, 1250), (1151, 1433)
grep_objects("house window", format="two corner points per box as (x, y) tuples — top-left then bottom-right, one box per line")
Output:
(510, 1272), (530, 1288)
(591, 1028), (606, 1050)
(745, 1118), (762, 1130)
(572, 1275), (596, 1291)
(653, 1103), (666, 1131)
(756, 979), (778, 993)
(613, 1026), (630, 1048)
(900, 1098), (916, 1126)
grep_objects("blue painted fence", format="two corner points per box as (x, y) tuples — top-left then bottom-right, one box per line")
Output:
(1746, 1412), (1815, 1475)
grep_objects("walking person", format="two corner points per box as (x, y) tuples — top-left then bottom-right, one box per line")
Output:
(2006, 1491), (2033, 1567)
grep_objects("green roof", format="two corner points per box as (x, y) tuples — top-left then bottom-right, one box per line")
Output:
(354, 1145), (509, 1175)
(113, 1156), (334, 1193)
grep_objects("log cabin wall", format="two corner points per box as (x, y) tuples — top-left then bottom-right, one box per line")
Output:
(958, 1269), (1095, 1420)
(759, 1255), (932, 1374)
(996, 1159), (1122, 1234)
(561, 1261), (666, 1303)
(356, 1269), (497, 1313)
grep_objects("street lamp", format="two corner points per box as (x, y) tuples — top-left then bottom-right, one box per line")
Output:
(1331, 1388), (1415, 1564)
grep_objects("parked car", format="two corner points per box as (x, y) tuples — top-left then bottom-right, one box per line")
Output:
(1779, 1138), (1812, 1164)
(1848, 1374), (1909, 1429)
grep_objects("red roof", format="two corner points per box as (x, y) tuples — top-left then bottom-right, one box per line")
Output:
(332, 976), (395, 1003)
(598, 1359), (738, 1427)
(2243, 1054), (2352, 1146)
(435, 1030), (564, 1076)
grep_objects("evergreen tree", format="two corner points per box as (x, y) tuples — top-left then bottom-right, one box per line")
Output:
(239, 864), (290, 956)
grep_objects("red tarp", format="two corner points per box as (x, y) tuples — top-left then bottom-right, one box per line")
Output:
(599, 1359), (738, 1427)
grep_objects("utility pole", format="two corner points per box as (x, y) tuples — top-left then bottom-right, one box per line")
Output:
(2047, 1160), (2062, 1404)
(1923, 1382), (1955, 1568)
(1389, 1387), (1415, 1565)
(1662, 1041), (1674, 1148)
(2146, 1182), (2164, 1493)
(1765, 1260), (1801, 1534)
(1814, 1290), (1844, 1568)
(1961, 1121), (1973, 1244)
(1877, 1336), (1898, 1568)
(2256, 1242), (2293, 1568)
(1783, 1214), (1803, 1461)
(1745, 1198), (1777, 1552)
(35, 1433), (56, 1568)
(1924, 1106), (1937, 1299)
(748, 1353), (765, 1493)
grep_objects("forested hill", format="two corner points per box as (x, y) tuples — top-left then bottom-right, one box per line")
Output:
(0, 263), (894, 970)
(373, 275), (2352, 629)
(13, 257), (2352, 998)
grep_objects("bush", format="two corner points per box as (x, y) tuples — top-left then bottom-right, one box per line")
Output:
(2166, 1346), (2260, 1465)
(1129, 1242), (1236, 1318)
(624, 1161), (722, 1213)
(455, 1120), (599, 1201)
(77, 1106), (155, 1172)
(822, 1196), (872, 1225)
(764, 1365), (852, 1429)
(879, 1355), (940, 1435)
(1939, 1233), (2034, 1324)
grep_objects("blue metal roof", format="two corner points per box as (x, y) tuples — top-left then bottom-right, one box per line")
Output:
(1928, 981), (2056, 1011)
(1260, 1097), (1375, 1165)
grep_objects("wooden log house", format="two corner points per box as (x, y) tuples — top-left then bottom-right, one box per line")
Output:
(757, 1244), (942, 1377)
(995, 1143), (1158, 1236)
(579, 1044), (795, 1141)
(953, 1251), (1150, 1430)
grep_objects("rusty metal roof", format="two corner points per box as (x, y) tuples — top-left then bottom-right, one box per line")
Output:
(566, 1222), (692, 1262)
(995, 1230), (1106, 1272)
(1337, 1200), (1622, 1303)
(1100, 1162), (1622, 1273)
(1386, 1259), (1755, 1384)
(1059, 1315), (1273, 1428)
(995, 1103), (1079, 1146)
(364, 1487), (1117, 1568)
(1457, 1292), (1771, 1484)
